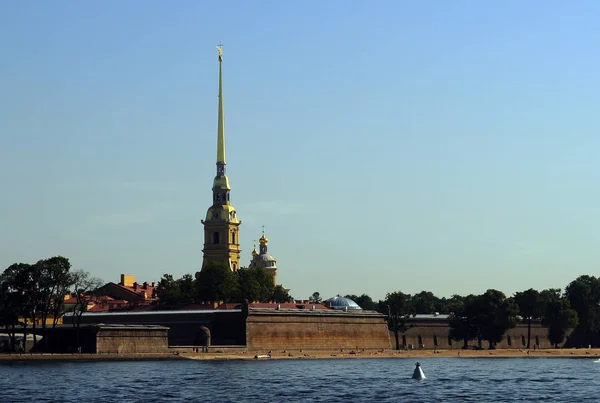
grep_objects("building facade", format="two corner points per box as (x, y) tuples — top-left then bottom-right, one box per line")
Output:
(248, 231), (277, 286)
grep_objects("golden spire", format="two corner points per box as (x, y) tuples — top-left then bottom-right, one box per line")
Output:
(216, 42), (225, 164)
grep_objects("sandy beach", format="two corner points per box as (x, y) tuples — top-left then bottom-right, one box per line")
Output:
(1, 348), (600, 362)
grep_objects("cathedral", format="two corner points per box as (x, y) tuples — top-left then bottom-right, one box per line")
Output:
(249, 230), (277, 286)
(199, 45), (277, 286)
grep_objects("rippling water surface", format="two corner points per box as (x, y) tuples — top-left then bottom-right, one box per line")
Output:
(1, 357), (598, 402)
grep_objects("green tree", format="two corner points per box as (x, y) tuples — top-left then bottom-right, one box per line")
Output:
(155, 274), (196, 305)
(0, 278), (20, 351)
(543, 297), (578, 348)
(445, 294), (466, 314)
(70, 269), (104, 349)
(196, 262), (239, 302)
(476, 289), (519, 349)
(411, 291), (439, 314)
(309, 292), (322, 304)
(2, 263), (38, 349)
(448, 294), (479, 349)
(380, 291), (414, 350)
(565, 275), (600, 347)
(513, 288), (542, 349)
(272, 285), (293, 303)
(237, 267), (273, 302)
(1, 257), (75, 351)
(34, 257), (74, 332)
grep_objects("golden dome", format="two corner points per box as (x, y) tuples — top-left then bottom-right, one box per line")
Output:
(259, 234), (268, 245)
(252, 241), (258, 256)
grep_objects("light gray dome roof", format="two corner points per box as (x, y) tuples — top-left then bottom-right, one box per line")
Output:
(249, 253), (277, 269)
(257, 254), (275, 262)
(326, 296), (362, 310)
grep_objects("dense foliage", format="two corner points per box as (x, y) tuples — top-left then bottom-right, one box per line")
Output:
(0, 257), (101, 351)
(155, 262), (291, 305)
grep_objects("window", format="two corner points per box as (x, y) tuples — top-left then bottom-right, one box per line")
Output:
(447, 336), (452, 346)
(213, 232), (220, 244)
(433, 335), (438, 346)
(232, 232), (236, 244)
(417, 335), (423, 346)
(507, 335), (512, 346)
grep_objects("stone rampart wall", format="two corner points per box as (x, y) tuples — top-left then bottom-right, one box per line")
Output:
(246, 310), (391, 351)
(96, 328), (169, 354)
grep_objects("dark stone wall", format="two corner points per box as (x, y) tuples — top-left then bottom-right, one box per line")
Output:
(66, 311), (246, 346)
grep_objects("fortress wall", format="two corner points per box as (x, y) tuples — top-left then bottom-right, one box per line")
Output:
(395, 321), (568, 350)
(245, 310), (391, 351)
(68, 310), (246, 346)
(96, 327), (169, 354)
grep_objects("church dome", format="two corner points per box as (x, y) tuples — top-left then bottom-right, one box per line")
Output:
(326, 296), (362, 310)
(257, 253), (275, 262)
(259, 234), (268, 245)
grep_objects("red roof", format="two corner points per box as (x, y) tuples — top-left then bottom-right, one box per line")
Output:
(249, 302), (330, 310)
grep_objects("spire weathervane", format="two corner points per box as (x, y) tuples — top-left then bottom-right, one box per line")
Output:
(216, 42), (223, 62)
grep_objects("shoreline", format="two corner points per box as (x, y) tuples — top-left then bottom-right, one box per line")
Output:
(2, 348), (600, 362)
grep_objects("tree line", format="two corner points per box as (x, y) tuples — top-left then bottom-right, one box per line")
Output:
(0, 256), (102, 352)
(310, 276), (600, 350)
(3, 255), (600, 352)
(156, 262), (293, 305)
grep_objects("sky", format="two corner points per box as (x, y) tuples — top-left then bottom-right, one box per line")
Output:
(1, 1), (600, 302)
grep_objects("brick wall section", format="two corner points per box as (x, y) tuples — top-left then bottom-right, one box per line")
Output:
(246, 309), (392, 351)
(96, 327), (169, 354)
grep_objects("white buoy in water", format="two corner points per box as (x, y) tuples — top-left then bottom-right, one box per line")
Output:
(412, 362), (426, 380)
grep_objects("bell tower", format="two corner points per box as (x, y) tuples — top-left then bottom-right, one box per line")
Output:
(200, 44), (242, 272)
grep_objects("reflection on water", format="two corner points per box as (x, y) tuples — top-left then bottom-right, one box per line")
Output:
(0, 357), (598, 402)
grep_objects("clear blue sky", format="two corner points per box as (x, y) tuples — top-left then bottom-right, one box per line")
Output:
(2, 1), (600, 302)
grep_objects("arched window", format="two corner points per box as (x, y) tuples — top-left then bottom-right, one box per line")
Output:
(232, 232), (236, 244)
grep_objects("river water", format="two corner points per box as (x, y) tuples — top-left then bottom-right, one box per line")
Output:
(0, 357), (597, 402)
